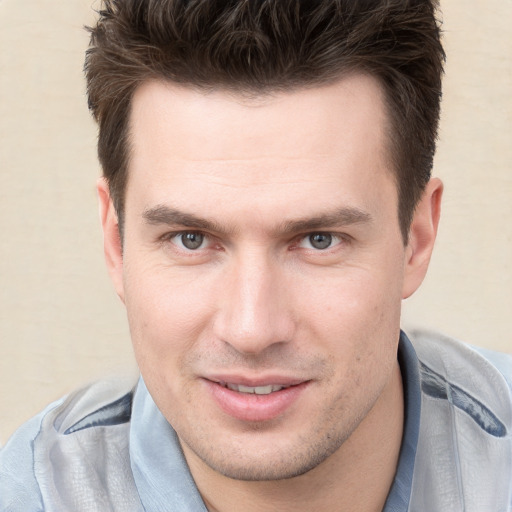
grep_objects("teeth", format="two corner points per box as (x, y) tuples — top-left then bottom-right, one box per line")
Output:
(224, 383), (287, 395)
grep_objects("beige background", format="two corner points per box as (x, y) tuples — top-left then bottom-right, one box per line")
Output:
(0, 0), (511, 443)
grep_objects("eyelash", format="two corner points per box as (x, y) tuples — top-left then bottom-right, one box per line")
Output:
(160, 230), (349, 254)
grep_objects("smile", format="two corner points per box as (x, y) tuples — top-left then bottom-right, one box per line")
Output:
(204, 378), (309, 422)
(221, 383), (290, 395)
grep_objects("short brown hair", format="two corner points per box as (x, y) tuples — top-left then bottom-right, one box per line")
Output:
(85, 0), (445, 241)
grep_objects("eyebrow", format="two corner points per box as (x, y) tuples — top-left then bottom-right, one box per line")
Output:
(142, 204), (373, 236)
(143, 205), (227, 233)
(279, 208), (373, 233)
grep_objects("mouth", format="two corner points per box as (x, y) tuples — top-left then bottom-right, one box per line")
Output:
(218, 382), (292, 395)
(203, 377), (309, 422)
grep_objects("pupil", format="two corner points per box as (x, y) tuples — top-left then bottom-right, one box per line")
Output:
(182, 232), (204, 250)
(310, 233), (332, 250)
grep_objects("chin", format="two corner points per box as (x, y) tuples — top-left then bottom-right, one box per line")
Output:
(181, 425), (349, 482)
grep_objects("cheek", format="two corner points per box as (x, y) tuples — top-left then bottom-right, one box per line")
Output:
(122, 268), (218, 415)
(297, 263), (403, 363)
(304, 265), (402, 322)
(122, 263), (218, 365)
(305, 270), (402, 415)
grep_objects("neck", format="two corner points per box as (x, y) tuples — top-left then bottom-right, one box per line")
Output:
(185, 362), (404, 512)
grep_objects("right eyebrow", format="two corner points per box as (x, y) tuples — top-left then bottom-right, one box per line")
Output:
(142, 205), (230, 234)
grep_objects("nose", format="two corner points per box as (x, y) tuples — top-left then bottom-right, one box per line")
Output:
(212, 250), (295, 355)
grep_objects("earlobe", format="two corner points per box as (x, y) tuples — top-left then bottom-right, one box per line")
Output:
(97, 178), (125, 303)
(402, 177), (443, 299)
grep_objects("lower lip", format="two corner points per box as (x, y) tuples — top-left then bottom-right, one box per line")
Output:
(204, 380), (309, 422)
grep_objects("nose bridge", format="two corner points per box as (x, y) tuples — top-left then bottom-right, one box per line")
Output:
(214, 247), (293, 354)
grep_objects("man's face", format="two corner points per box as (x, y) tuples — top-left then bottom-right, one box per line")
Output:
(103, 75), (428, 480)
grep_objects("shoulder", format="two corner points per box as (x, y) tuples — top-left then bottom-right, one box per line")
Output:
(48, 376), (136, 435)
(410, 329), (512, 417)
(0, 377), (138, 512)
(407, 330), (512, 512)
(0, 399), (62, 512)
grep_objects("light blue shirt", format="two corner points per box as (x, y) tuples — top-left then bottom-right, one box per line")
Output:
(1, 331), (511, 511)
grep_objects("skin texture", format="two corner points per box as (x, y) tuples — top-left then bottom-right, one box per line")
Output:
(98, 74), (442, 511)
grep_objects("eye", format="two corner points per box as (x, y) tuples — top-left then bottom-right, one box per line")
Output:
(171, 232), (208, 250)
(299, 233), (342, 250)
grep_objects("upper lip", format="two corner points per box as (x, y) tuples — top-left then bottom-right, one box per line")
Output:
(204, 374), (308, 387)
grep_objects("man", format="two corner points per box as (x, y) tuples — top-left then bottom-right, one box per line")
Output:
(1, 1), (511, 511)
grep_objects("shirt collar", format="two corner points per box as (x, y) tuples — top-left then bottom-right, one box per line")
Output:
(129, 378), (207, 511)
(382, 330), (422, 512)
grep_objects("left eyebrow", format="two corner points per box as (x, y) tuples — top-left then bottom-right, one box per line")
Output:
(277, 207), (373, 235)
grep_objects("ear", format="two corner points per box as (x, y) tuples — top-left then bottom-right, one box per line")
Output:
(402, 177), (443, 299)
(97, 177), (125, 303)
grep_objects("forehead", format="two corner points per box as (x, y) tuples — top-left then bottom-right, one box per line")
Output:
(125, 74), (396, 222)
(128, 74), (389, 165)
